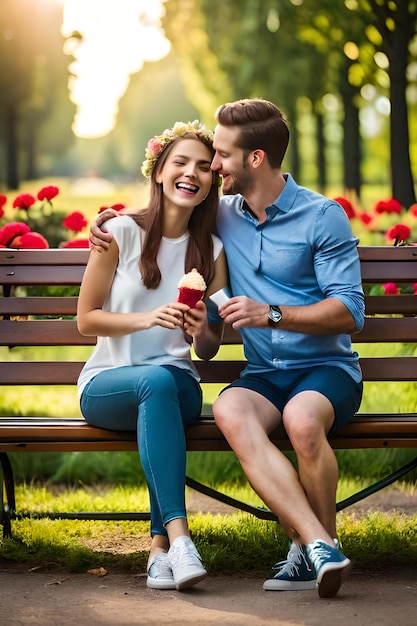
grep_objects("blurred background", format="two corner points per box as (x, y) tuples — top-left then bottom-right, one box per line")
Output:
(0, 0), (416, 207)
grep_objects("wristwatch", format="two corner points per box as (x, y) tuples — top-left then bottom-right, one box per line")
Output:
(268, 305), (282, 326)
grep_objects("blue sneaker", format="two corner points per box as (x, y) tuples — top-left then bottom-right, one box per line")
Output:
(306, 540), (352, 598)
(263, 542), (316, 591)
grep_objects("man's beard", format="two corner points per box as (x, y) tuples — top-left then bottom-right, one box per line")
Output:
(223, 167), (251, 196)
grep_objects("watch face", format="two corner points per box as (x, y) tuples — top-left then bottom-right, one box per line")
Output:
(268, 306), (282, 324)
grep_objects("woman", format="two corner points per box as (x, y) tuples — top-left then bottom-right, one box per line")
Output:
(77, 120), (228, 591)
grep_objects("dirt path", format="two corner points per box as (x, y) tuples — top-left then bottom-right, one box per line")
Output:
(1, 565), (416, 626)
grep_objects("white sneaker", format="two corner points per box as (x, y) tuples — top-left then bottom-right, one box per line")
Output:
(168, 535), (207, 590)
(147, 552), (176, 590)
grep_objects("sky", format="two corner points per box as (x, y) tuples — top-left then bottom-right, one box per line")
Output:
(61, 0), (171, 138)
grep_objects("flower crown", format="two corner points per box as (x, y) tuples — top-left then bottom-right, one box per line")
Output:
(141, 120), (214, 179)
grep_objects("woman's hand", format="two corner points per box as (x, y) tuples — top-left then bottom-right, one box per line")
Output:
(151, 302), (189, 330)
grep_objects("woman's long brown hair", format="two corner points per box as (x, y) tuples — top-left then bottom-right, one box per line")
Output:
(127, 133), (219, 290)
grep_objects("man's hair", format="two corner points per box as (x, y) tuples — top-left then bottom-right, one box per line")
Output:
(215, 98), (290, 169)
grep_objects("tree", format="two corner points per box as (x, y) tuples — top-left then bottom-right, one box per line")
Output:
(363, 0), (417, 207)
(0, 0), (75, 189)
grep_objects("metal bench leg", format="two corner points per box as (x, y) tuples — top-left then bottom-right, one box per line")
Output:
(186, 476), (278, 521)
(0, 453), (16, 538)
(336, 455), (417, 511)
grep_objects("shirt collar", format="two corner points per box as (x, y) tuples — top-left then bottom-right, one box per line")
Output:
(238, 173), (297, 219)
(266, 173), (296, 216)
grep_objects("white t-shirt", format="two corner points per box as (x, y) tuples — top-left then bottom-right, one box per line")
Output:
(78, 215), (223, 396)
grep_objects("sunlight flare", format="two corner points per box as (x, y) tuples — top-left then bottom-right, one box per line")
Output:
(61, 0), (170, 138)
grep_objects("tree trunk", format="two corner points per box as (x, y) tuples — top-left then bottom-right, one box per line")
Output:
(340, 63), (362, 202)
(389, 29), (416, 208)
(316, 110), (326, 195)
(286, 103), (300, 182)
(25, 125), (36, 181)
(6, 102), (19, 190)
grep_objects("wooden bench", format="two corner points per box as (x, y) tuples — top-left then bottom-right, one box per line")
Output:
(1, 246), (417, 538)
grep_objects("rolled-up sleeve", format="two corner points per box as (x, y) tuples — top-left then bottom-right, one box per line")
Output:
(314, 201), (365, 333)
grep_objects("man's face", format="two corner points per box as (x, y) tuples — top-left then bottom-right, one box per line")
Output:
(212, 124), (252, 196)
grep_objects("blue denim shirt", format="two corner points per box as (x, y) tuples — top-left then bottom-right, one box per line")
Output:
(209, 174), (364, 382)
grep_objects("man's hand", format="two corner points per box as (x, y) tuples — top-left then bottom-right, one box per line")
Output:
(89, 208), (120, 252)
(183, 300), (207, 338)
(218, 296), (269, 329)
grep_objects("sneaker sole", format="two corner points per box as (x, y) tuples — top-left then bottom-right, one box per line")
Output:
(147, 577), (177, 590)
(317, 559), (352, 598)
(263, 579), (317, 591)
(175, 570), (207, 590)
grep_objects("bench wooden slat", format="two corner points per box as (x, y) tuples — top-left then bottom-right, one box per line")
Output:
(354, 317), (417, 343)
(0, 265), (85, 286)
(365, 294), (417, 315)
(0, 248), (90, 265)
(0, 320), (95, 346)
(2, 357), (416, 385)
(1, 294), (415, 318)
(1, 415), (417, 454)
(1, 316), (415, 348)
(0, 297), (79, 316)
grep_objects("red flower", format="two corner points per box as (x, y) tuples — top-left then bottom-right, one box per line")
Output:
(98, 203), (126, 213)
(334, 196), (355, 220)
(12, 193), (36, 211)
(12, 232), (49, 249)
(358, 212), (373, 225)
(37, 185), (59, 202)
(0, 222), (31, 246)
(61, 238), (90, 248)
(374, 198), (402, 215)
(382, 282), (399, 295)
(413, 283), (417, 295)
(409, 203), (417, 217)
(63, 211), (88, 232)
(385, 223), (411, 244)
(0, 194), (7, 209)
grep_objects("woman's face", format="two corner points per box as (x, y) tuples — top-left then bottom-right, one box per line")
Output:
(156, 138), (214, 210)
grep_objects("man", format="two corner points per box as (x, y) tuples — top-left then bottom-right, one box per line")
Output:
(89, 98), (364, 599)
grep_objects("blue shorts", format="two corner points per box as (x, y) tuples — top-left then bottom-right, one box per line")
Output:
(223, 366), (363, 434)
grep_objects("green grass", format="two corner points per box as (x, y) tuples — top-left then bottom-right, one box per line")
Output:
(1, 482), (416, 573)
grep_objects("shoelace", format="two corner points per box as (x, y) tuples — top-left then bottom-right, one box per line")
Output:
(170, 543), (201, 568)
(272, 547), (312, 575)
(307, 543), (333, 572)
(149, 553), (172, 578)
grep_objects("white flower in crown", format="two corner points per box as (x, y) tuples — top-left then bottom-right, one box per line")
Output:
(141, 120), (214, 179)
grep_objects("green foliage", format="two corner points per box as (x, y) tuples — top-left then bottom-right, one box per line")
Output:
(1, 483), (416, 572)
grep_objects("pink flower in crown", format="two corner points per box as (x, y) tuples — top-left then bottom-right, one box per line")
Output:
(147, 137), (164, 155)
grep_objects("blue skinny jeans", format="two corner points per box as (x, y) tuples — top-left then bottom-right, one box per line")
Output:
(80, 364), (202, 536)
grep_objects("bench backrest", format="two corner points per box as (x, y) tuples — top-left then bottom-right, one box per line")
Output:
(1, 246), (417, 393)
